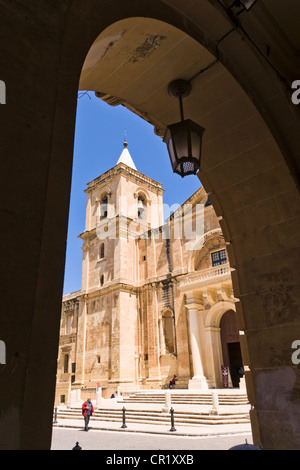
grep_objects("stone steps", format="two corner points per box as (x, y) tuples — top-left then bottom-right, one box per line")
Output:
(121, 398), (249, 404)
(55, 407), (250, 426)
(120, 392), (249, 406)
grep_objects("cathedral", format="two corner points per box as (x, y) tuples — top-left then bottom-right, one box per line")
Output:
(55, 138), (242, 403)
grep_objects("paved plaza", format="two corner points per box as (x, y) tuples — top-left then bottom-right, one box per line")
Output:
(51, 389), (255, 452)
(51, 427), (254, 451)
(51, 395), (255, 451)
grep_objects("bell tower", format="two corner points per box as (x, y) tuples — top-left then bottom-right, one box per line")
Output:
(77, 135), (164, 392)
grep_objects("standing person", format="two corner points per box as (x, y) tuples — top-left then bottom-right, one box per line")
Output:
(82, 397), (94, 431)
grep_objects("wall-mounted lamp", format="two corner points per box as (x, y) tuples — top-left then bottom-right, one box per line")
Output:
(163, 79), (205, 178)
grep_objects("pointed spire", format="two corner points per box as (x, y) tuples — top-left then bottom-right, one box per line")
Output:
(116, 130), (137, 170)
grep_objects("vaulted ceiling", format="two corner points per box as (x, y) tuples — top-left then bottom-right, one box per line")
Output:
(79, 15), (279, 178)
(78, 1), (299, 183)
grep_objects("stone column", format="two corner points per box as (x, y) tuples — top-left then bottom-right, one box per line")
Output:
(186, 295), (208, 390)
(204, 326), (223, 388)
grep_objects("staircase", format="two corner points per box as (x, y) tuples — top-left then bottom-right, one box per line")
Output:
(120, 391), (249, 406)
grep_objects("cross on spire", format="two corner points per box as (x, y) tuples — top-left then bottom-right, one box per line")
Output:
(123, 128), (128, 148)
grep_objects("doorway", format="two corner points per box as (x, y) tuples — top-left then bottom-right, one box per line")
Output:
(227, 342), (243, 388)
(220, 310), (243, 388)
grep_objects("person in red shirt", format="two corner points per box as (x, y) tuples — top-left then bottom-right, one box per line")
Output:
(169, 375), (177, 389)
(82, 397), (94, 431)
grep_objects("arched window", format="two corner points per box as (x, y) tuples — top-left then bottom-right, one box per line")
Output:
(137, 194), (147, 220)
(100, 243), (105, 259)
(211, 249), (227, 267)
(100, 194), (108, 220)
(193, 234), (225, 271)
(100, 274), (104, 287)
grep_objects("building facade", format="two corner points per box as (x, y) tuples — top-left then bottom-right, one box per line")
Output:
(55, 140), (242, 403)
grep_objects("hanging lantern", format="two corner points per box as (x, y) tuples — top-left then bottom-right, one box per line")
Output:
(163, 79), (205, 178)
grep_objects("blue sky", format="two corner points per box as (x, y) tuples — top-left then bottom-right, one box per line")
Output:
(63, 92), (201, 295)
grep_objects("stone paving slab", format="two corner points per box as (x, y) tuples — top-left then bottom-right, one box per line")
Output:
(51, 427), (255, 451)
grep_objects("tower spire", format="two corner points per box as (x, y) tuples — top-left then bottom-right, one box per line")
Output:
(116, 129), (137, 170)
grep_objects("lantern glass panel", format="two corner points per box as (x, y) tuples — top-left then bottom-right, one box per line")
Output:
(172, 130), (188, 159)
(190, 130), (201, 159)
(167, 137), (176, 167)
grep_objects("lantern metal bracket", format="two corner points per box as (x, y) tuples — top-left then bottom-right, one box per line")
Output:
(168, 79), (192, 99)
(168, 80), (192, 121)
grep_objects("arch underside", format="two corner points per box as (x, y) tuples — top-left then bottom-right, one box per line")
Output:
(76, 10), (300, 450)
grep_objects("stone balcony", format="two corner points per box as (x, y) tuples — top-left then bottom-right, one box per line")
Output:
(178, 263), (232, 292)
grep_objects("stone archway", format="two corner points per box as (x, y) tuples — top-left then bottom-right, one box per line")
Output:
(220, 310), (243, 388)
(204, 300), (238, 388)
(0, 0), (299, 450)
(188, 228), (224, 273)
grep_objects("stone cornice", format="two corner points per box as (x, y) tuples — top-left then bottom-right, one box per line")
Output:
(78, 227), (97, 241)
(61, 265), (232, 305)
(62, 272), (188, 304)
(62, 291), (81, 303)
(167, 186), (208, 223)
(78, 216), (150, 241)
(74, 281), (139, 301)
(85, 163), (164, 195)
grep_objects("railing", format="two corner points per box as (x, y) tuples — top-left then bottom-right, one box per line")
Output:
(179, 263), (231, 287)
